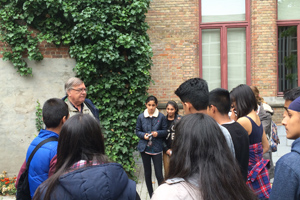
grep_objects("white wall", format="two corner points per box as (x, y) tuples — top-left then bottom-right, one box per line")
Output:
(0, 58), (75, 176)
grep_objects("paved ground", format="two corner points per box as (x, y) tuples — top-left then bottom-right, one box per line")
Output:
(1, 126), (291, 200)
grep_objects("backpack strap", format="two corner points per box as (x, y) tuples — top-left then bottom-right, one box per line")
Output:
(26, 137), (58, 168)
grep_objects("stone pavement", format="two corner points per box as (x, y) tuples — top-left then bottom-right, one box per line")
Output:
(0, 126), (292, 200)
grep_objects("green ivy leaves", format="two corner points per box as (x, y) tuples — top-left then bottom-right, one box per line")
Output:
(0, 0), (152, 178)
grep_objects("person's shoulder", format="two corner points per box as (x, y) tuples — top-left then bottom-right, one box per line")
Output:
(152, 179), (185, 200)
(218, 124), (230, 135)
(84, 98), (96, 107)
(158, 112), (166, 117)
(224, 122), (248, 134)
(137, 112), (144, 118)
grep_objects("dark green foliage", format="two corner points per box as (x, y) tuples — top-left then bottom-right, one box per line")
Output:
(0, 0), (152, 178)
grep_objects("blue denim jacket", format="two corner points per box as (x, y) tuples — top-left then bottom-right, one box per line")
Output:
(136, 109), (168, 153)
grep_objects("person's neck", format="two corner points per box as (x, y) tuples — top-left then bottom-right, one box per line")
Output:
(192, 109), (206, 114)
(168, 114), (175, 120)
(216, 114), (232, 125)
(68, 98), (82, 111)
(46, 127), (61, 134)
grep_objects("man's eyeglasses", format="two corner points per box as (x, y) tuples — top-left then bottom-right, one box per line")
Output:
(71, 88), (87, 93)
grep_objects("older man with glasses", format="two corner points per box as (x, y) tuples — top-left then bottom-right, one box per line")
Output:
(62, 77), (99, 120)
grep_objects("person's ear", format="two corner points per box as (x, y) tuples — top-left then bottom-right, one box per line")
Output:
(185, 102), (193, 111)
(211, 105), (217, 113)
(61, 115), (69, 125)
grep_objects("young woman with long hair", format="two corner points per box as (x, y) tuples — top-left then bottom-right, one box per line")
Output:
(152, 113), (255, 200)
(33, 114), (138, 200)
(136, 95), (168, 198)
(163, 100), (181, 177)
(230, 84), (271, 200)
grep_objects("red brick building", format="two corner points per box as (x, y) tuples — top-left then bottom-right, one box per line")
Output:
(147, 0), (300, 123)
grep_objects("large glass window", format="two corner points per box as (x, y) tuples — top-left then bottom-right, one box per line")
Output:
(200, 0), (249, 90)
(201, 0), (245, 23)
(202, 29), (221, 89)
(278, 26), (298, 92)
(227, 28), (246, 91)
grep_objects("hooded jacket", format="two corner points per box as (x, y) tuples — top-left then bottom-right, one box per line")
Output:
(270, 137), (300, 200)
(26, 129), (58, 197)
(37, 163), (136, 200)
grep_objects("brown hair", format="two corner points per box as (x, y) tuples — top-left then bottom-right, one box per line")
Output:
(250, 86), (266, 104)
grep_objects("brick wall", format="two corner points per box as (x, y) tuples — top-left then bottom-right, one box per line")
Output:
(0, 27), (70, 59)
(273, 107), (284, 125)
(146, 0), (199, 104)
(251, 0), (278, 97)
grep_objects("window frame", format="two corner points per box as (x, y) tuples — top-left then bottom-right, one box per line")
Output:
(277, 21), (300, 95)
(199, 0), (251, 89)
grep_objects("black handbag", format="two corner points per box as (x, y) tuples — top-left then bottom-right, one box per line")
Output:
(16, 137), (58, 200)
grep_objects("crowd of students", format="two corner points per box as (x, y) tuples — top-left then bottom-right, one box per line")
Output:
(15, 77), (300, 199)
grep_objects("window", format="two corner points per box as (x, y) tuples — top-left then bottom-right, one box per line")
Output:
(200, 0), (250, 91)
(277, 0), (300, 92)
(278, 26), (298, 92)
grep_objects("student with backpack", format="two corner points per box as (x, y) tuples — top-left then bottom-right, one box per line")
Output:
(16, 98), (69, 198)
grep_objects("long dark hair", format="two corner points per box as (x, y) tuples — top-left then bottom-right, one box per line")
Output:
(33, 114), (109, 200)
(167, 113), (255, 200)
(230, 84), (258, 119)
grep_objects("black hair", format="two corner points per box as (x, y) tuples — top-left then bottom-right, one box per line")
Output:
(209, 88), (231, 115)
(167, 113), (255, 200)
(145, 95), (158, 105)
(42, 98), (69, 128)
(230, 84), (258, 119)
(175, 78), (209, 111)
(166, 100), (179, 115)
(33, 114), (109, 200)
(283, 87), (300, 101)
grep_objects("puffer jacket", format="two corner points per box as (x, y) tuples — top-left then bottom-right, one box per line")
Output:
(36, 163), (136, 200)
(136, 108), (168, 153)
(26, 129), (58, 197)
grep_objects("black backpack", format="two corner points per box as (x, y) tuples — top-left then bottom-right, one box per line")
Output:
(16, 137), (58, 200)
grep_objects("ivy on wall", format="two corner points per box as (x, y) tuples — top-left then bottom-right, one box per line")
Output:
(0, 0), (152, 177)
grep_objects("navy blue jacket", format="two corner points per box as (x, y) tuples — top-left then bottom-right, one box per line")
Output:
(136, 109), (168, 153)
(36, 163), (136, 200)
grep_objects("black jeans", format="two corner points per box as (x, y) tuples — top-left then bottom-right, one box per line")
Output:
(140, 152), (164, 197)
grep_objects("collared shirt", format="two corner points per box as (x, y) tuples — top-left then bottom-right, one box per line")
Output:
(247, 142), (271, 199)
(65, 98), (94, 119)
(66, 160), (101, 174)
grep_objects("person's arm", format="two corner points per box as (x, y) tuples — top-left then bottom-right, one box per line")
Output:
(48, 155), (57, 177)
(135, 115), (148, 139)
(154, 115), (168, 138)
(262, 130), (270, 154)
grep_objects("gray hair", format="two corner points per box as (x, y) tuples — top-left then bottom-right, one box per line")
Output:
(65, 77), (84, 95)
